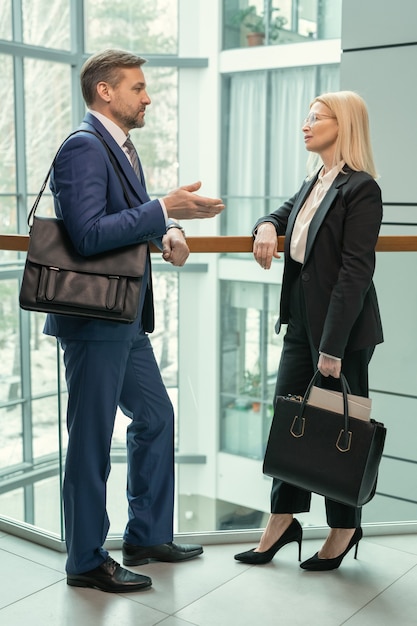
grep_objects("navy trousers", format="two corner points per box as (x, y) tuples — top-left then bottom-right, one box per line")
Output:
(60, 331), (174, 574)
(270, 274), (374, 528)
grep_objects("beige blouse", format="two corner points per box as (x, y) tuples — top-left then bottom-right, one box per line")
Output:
(290, 164), (342, 264)
(290, 163), (344, 361)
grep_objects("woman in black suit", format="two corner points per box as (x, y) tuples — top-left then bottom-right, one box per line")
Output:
(235, 91), (383, 571)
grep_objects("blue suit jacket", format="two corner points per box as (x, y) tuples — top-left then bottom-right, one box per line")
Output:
(43, 112), (166, 340)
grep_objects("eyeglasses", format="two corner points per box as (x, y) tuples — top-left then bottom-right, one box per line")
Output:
(303, 112), (336, 128)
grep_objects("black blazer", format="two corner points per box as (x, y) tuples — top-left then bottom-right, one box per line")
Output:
(254, 167), (384, 358)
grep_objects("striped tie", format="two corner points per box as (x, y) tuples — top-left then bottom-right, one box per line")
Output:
(123, 136), (142, 182)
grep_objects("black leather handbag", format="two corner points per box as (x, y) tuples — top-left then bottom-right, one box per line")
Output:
(19, 131), (147, 323)
(263, 371), (387, 507)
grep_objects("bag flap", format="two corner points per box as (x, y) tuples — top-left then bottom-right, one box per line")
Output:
(27, 216), (147, 278)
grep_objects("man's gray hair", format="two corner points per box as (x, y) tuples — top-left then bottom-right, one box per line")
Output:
(80, 49), (147, 106)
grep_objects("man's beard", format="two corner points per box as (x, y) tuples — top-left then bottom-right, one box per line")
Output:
(116, 110), (145, 130)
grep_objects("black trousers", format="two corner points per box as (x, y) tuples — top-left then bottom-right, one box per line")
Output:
(270, 273), (374, 528)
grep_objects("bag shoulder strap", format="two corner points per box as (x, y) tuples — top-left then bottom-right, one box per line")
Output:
(28, 129), (134, 226)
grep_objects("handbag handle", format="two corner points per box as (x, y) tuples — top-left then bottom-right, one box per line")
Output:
(293, 370), (353, 452)
(28, 130), (135, 227)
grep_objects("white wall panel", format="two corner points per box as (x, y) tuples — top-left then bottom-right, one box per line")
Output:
(375, 457), (417, 502)
(341, 45), (417, 203)
(342, 0), (417, 522)
(371, 251), (417, 396)
(342, 0), (417, 49)
(369, 393), (417, 461)
(381, 207), (417, 225)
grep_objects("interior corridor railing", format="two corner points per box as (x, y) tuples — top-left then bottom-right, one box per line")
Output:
(1, 234), (417, 253)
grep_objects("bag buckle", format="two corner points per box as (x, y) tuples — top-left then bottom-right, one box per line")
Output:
(290, 415), (305, 438)
(336, 429), (352, 452)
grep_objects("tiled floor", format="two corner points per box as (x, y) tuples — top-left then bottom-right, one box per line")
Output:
(1, 529), (417, 626)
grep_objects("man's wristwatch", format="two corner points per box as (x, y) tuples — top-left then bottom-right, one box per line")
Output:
(166, 223), (186, 237)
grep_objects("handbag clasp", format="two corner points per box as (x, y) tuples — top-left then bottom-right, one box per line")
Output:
(336, 429), (352, 452)
(290, 415), (305, 438)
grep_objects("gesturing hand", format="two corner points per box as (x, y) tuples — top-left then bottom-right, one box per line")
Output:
(163, 181), (225, 220)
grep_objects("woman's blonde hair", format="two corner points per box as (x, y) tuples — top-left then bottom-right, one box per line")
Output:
(307, 90), (378, 179)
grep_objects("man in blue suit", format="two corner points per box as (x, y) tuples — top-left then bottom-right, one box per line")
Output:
(44, 49), (224, 593)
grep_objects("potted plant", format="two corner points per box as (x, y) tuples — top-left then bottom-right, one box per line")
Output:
(232, 5), (287, 47)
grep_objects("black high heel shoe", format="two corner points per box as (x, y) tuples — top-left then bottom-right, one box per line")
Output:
(300, 527), (363, 571)
(234, 518), (303, 565)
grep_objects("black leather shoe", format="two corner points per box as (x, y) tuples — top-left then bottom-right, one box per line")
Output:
(67, 556), (152, 593)
(123, 541), (203, 566)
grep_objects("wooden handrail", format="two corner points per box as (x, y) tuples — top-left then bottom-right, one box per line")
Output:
(0, 233), (417, 254)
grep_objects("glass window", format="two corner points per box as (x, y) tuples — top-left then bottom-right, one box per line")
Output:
(280, 0), (321, 39)
(0, 2), (180, 540)
(22, 0), (71, 49)
(0, 288), (64, 535)
(34, 477), (63, 536)
(223, 71), (268, 237)
(130, 67), (179, 196)
(0, 198), (18, 265)
(0, 0), (12, 40)
(0, 279), (21, 411)
(222, 65), (340, 236)
(317, 0), (342, 39)
(269, 64), (339, 202)
(151, 273), (179, 390)
(0, 54), (17, 262)
(0, 306), (64, 536)
(84, 0), (178, 55)
(24, 59), (72, 199)
(223, 0), (342, 50)
(220, 279), (282, 459)
(30, 317), (61, 397)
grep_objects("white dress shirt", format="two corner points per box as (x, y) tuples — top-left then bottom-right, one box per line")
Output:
(88, 110), (168, 222)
